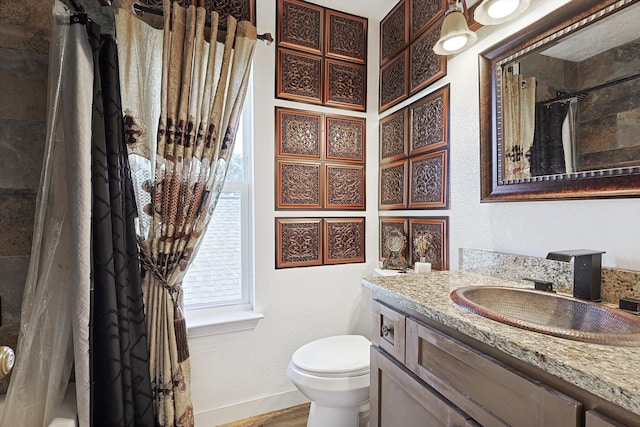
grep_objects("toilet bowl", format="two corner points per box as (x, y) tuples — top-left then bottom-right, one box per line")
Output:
(287, 335), (371, 427)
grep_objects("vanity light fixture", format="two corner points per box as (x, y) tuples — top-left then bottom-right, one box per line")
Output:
(474, 0), (531, 25)
(433, 0), (478, 55)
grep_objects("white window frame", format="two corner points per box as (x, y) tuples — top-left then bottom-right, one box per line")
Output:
(185, 81), (262, 337)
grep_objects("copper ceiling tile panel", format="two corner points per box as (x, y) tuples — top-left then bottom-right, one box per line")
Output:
(325, 115), (365, 163)
(278, 0), (324, 54)
(276, 107), (322, 159)
(325, 164), (365, 210)
(138, 0), (255, 25)
(325, 9), (368, 64)
(276, 218), (323, 268)
(380, 107), (409, 164)
(409, 149), (449, 209)
(380, 0), (408, 65)
(379, 50), (409, 112)
(409, 22), (447, 95)
(410, 84), (449, 156)
(277, 48), (323, 105)
(324, 59), (366, 111)
(323, 217), (365, 264)
(379, 217), (408, 261)
(379, 159), (408, 210)
(276, 160), (322, 209)
(409, 0), (445, 40)
(408, 216), (448, 270)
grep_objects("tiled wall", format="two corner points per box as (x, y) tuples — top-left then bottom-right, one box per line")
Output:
(459, 248), (640, 305)
(0, 1), (50, 394)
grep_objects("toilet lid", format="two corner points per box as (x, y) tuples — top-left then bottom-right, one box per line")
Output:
(291, 335), (371, 376)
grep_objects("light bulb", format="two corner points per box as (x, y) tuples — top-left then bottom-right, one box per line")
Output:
(442, 35), (468, 52)
(488, 0), (520, 19)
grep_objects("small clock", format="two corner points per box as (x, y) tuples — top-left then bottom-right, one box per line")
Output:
(383, 230), (407, 270)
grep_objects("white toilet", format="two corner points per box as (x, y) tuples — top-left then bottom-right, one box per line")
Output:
(287, 335), (371, 427)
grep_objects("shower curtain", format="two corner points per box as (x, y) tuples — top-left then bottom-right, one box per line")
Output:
(0, 2), (92, 426)
(530, 100), (572, 176)
(114, 0), (257, 424)
(87, 22), (155, 427)
(502, 69), (536, 180)
(2, 3), (156, 426)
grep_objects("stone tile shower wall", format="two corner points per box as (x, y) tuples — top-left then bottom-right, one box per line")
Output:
(0, 1), (50, 394)
(459, 248), (640, 305)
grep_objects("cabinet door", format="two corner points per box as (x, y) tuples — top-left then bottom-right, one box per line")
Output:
(372, 300), (406, 363)
(586, 410), (627, 427)
(405, 318), (582, 427)
(370, 346), (474, 427)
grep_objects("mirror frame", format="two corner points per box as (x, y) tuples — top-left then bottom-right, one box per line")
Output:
(479, 0), (640, 202)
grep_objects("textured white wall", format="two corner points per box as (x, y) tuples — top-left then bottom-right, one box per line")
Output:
(190, 0), (640, 424)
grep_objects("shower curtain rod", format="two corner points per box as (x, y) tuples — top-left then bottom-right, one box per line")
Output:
(543, 72), (640, 105)
(131, 2), (273, 45)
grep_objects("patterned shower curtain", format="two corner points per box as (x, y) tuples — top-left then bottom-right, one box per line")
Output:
(114, 0), (257, 424)
(502, 69), (536, 180)
(87, 23), (155, 427)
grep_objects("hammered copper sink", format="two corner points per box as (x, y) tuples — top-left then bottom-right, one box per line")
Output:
(451, 286), (640, 346)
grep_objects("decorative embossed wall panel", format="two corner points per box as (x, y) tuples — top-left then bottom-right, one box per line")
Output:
(277, 160), (322, 209)
(379, 50), (408, 112)
(138, 0), (255, 25)
(277, 49), (323, 105)
(409, 0), (445, 39)
(409, 149), (448, 209)
(325, 115), (365, 162)
(278, 0), (324, 54)
(379, 217), (408, 261)
(380, 108), (408, 164)
(379, 159), (407, 210)
(410, 84), (449, 156)
(276, 218), (323, 268)
(326, 10), (367, 64)
(276, 107), (322, 159)
(380, 0), (408, 65)
(409, 23), (446, 95)
(409, 217), (448, 270)
(276, 0), (368, 111)
(323, 218), (365, 264)
(324, 59), (366, 111)
(276, 107), (365, 211)
(325, 164), (365, 209)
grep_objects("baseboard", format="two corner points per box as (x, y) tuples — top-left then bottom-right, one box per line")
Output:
(194, 389), (309, 426)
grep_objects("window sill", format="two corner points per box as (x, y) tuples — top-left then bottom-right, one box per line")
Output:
(186, 307), (264, 338)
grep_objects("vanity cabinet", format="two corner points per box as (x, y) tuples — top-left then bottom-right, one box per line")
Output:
(371, 300), (583, 427)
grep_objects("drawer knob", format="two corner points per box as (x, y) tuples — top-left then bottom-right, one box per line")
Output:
(381, 324), (394, 337)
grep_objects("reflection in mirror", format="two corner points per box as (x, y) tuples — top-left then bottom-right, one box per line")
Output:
(502, 2), (640, 180)
(480, 0), (640, 201)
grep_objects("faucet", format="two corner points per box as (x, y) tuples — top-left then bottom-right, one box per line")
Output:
(546, 249), (606, 301)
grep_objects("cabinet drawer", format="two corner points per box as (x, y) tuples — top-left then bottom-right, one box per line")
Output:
(372, 300), (406, 363)
(371, 346), (476, 427)
(406, 318), (582, 427)
(586, 410), (627, 427)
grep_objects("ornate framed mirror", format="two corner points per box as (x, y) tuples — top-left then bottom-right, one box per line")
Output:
(479, 0), (640, 201)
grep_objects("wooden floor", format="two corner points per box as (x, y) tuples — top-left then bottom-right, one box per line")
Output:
(217, 403), (310, 427)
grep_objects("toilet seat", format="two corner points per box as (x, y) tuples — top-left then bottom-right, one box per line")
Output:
(291, 335), (370, 378)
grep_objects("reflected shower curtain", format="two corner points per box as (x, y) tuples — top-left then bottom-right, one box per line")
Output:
(0, 2), (92, 426)
(530, 101), (572, 176)
(502, 70), (536, 180)
(114, 0), (257, 424)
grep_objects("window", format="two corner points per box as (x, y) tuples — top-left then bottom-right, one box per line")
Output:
(182, 87), (254, 313)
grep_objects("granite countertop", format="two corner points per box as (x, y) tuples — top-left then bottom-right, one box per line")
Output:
(362, 270), (640, 417)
